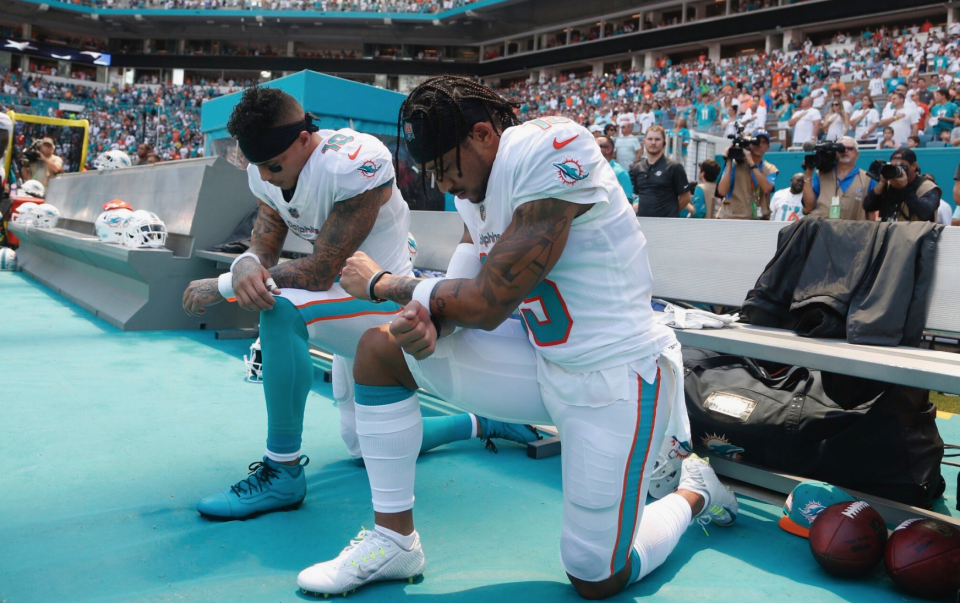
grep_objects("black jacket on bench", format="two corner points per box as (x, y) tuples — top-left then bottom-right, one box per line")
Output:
(741, 217), (942, 347)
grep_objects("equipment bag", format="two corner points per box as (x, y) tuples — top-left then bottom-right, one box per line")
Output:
(682, 348), (945, 509)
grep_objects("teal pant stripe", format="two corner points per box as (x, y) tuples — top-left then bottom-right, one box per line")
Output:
(261, 297), (313, 455)
(611, 369), (660, 574)
(297, 296), (401, 326)
(629, 548), (642, 584)
(355, 384), (416, 406)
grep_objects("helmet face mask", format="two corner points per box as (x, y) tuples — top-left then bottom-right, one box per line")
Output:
(21, 180), (45, 199)
(244, 338), (263, 383)
(120, 210), (168, 249)
(12, 202), (40, 226)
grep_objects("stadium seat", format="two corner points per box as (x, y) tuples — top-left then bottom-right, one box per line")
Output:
(768, 142), (783, 152)
(925, 141), (948, 148)
(919, 132), (935, 145)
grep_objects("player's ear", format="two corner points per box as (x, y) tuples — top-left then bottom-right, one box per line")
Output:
(473, 121), (496, 148)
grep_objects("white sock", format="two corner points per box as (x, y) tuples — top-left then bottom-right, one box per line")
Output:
(355, 393), (423, 513)
(468, 413), (478, 439)
(375, 524), (417, 550)
(632, 493), (693, 583)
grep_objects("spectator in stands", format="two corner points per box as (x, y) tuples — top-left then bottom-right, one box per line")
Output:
(822, 100), (849, 141)
(0, 112), (10, 192)
(630, 125), (690, 217)
(789, 97), (821, 146)
(614, 123), (641, 172)
(716, 129), (778, 220)
(696, 92), (718, 133)
(722, 105), (739, 138)
(638, 102), (656, 134)
(769, 173), (805, 222)
(742, 94), (766, 136)
(672, 116), (690, 156)
(133, 142), (153, 166)
(831, 87), (852, 114)
(851, 95), (880, 143)
(596, 135), (634, 202)
(869, 72), (885, 98)
(22, 136), (63, 189)
(879, 126), (899, 149)
(863, 148), (940, 222)
(928, 88), (958, 140)
(906, 135), (921, 149)
(774, 91), (795, 146)
(801, 136), (873, 220)
(914, 77), (934, 107)
(880, 92), (919, 147)
(682, 159), (721, 219)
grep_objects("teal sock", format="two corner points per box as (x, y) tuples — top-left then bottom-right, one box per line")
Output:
(420, 413), (475, 454)
(260, 298), (313, 457)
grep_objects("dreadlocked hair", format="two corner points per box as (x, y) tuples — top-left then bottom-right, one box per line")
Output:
(396, 75), (521, 196)
(227, 85), (303, 141)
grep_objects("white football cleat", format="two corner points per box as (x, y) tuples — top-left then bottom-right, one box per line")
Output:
(678, 454), (739, 530)
(298, 527), (425, 597)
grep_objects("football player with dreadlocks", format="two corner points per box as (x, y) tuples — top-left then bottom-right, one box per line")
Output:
(180, 86), (540, 521)
(299, 75), (739, 599)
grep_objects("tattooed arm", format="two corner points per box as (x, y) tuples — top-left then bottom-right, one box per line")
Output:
(369, 198), (587, 330)
(182, 199), (288, 316)
(265, 185), (386, 291)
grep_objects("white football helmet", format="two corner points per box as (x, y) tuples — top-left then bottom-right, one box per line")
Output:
(95, 208), (134, 244)
(647, 436), (693, 500)
(244, 338), (263, 383)
(94, 149), (132, 170)
(12, 202), (40, 226)
(407, 233), (418, 265)
(120, 210), (167, 249)
(33, 204), (60, 228)
(21, 179), (45, 199)
(0, 248), (16, 271)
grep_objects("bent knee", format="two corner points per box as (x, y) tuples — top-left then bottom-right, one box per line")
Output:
(260, 297), (305, 339)
(354, 325), (396, 383)
(569, 573), (625, 600)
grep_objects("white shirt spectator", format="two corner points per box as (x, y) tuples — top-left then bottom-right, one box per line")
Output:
(810, 88), (828, 109)
(616, 111), (637, 134)
(792, 107), (822, 145)
(881, 105), (919, 146)
(938, 200), (953, 226)
(770, 187), (804, 222)
(950, 21), (960, 36)
(638, 110), (656, 134)
(614, 134), (641, 173)
(852, 107), (880, 140)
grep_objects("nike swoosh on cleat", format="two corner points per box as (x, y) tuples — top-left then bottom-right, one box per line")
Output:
(553, 135), (578, 149)
(348, 146), (362, 160)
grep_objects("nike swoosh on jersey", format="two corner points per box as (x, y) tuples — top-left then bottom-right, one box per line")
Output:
(348, 146), (362, 160)
(553, 135), (579, 149)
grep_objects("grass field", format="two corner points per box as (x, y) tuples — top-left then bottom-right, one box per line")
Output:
(932, 391), (960, 414)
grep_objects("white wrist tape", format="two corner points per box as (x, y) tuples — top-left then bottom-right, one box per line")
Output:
(445, 243), (482, 279)
(231, 252), (261, 272)
(412, 278), (443, 316)
(218, 272), (235, 299)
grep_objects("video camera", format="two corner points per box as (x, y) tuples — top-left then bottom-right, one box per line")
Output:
(865, 159), (906, 181)
(20, 139), (43, 163)
(801, 140), (846, 172)
(726, 121), (760, 163)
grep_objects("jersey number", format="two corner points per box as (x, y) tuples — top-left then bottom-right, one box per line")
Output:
(526, 116), (572, 130)
(519, 279), (573, 347)
(322, 134), (354, 153)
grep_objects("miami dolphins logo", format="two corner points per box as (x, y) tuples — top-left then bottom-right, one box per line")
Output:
(800, 501), (827, 524)
(357, 160), (381, 179)
(553, 158), (589, 186)
(289, 208), (300, 219)
(700, 433), (744, 460)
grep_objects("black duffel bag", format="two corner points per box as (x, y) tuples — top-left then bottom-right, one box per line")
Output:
(682, 348), (945, 509)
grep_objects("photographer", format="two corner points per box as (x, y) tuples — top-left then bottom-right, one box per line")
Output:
(0, 113), (11, 194)
(21, 137), (63, 189)
(802, 136), (874, 221)
(716, 128), (779, 220)
(862, 149), (940, 222)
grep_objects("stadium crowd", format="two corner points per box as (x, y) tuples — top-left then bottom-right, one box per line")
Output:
(41, 0), (483, 13)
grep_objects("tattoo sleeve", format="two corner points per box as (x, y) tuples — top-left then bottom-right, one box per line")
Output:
(268, 186), (387, 291)
(248, 201), (288, 268)
(374, 198), (584, 331)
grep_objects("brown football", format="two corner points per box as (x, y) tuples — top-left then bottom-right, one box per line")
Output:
(884, 518), (960, 599)
(809, 501), (887, 577)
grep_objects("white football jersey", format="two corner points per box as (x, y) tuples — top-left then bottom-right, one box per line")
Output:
(247, 128), (411, 275)
(456, 116), (675, 374)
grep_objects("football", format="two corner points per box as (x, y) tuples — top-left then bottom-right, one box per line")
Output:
(809, 501), (888, 577)
(884, 518), (960, 599)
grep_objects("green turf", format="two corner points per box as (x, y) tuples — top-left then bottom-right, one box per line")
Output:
(932, 391), (960, 415)
(1, 271), (957, 603)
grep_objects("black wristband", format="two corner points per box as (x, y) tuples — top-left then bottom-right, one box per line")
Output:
(367, 270), (391, 304)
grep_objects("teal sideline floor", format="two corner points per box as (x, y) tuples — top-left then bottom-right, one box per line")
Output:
(1, 271), (958, 603)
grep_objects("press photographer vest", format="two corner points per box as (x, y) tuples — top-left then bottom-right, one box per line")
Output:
(718, 160), (777, 220)
(896, 179), (940, 222)
(811, 168), (871, 220)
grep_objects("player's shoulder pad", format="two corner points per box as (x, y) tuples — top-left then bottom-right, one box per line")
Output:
(506, 117), (599, 163)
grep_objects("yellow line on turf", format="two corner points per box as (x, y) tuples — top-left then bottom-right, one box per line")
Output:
(937, 411), (954, 419)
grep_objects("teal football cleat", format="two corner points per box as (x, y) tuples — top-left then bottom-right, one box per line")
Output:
(476, 417), (542, 453)
(197, 456), (309, 520)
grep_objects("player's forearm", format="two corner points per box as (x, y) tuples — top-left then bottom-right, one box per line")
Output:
(374, 274), (506, 331)
(268, 249), (340, 291)
(249, 204), (287, 268)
